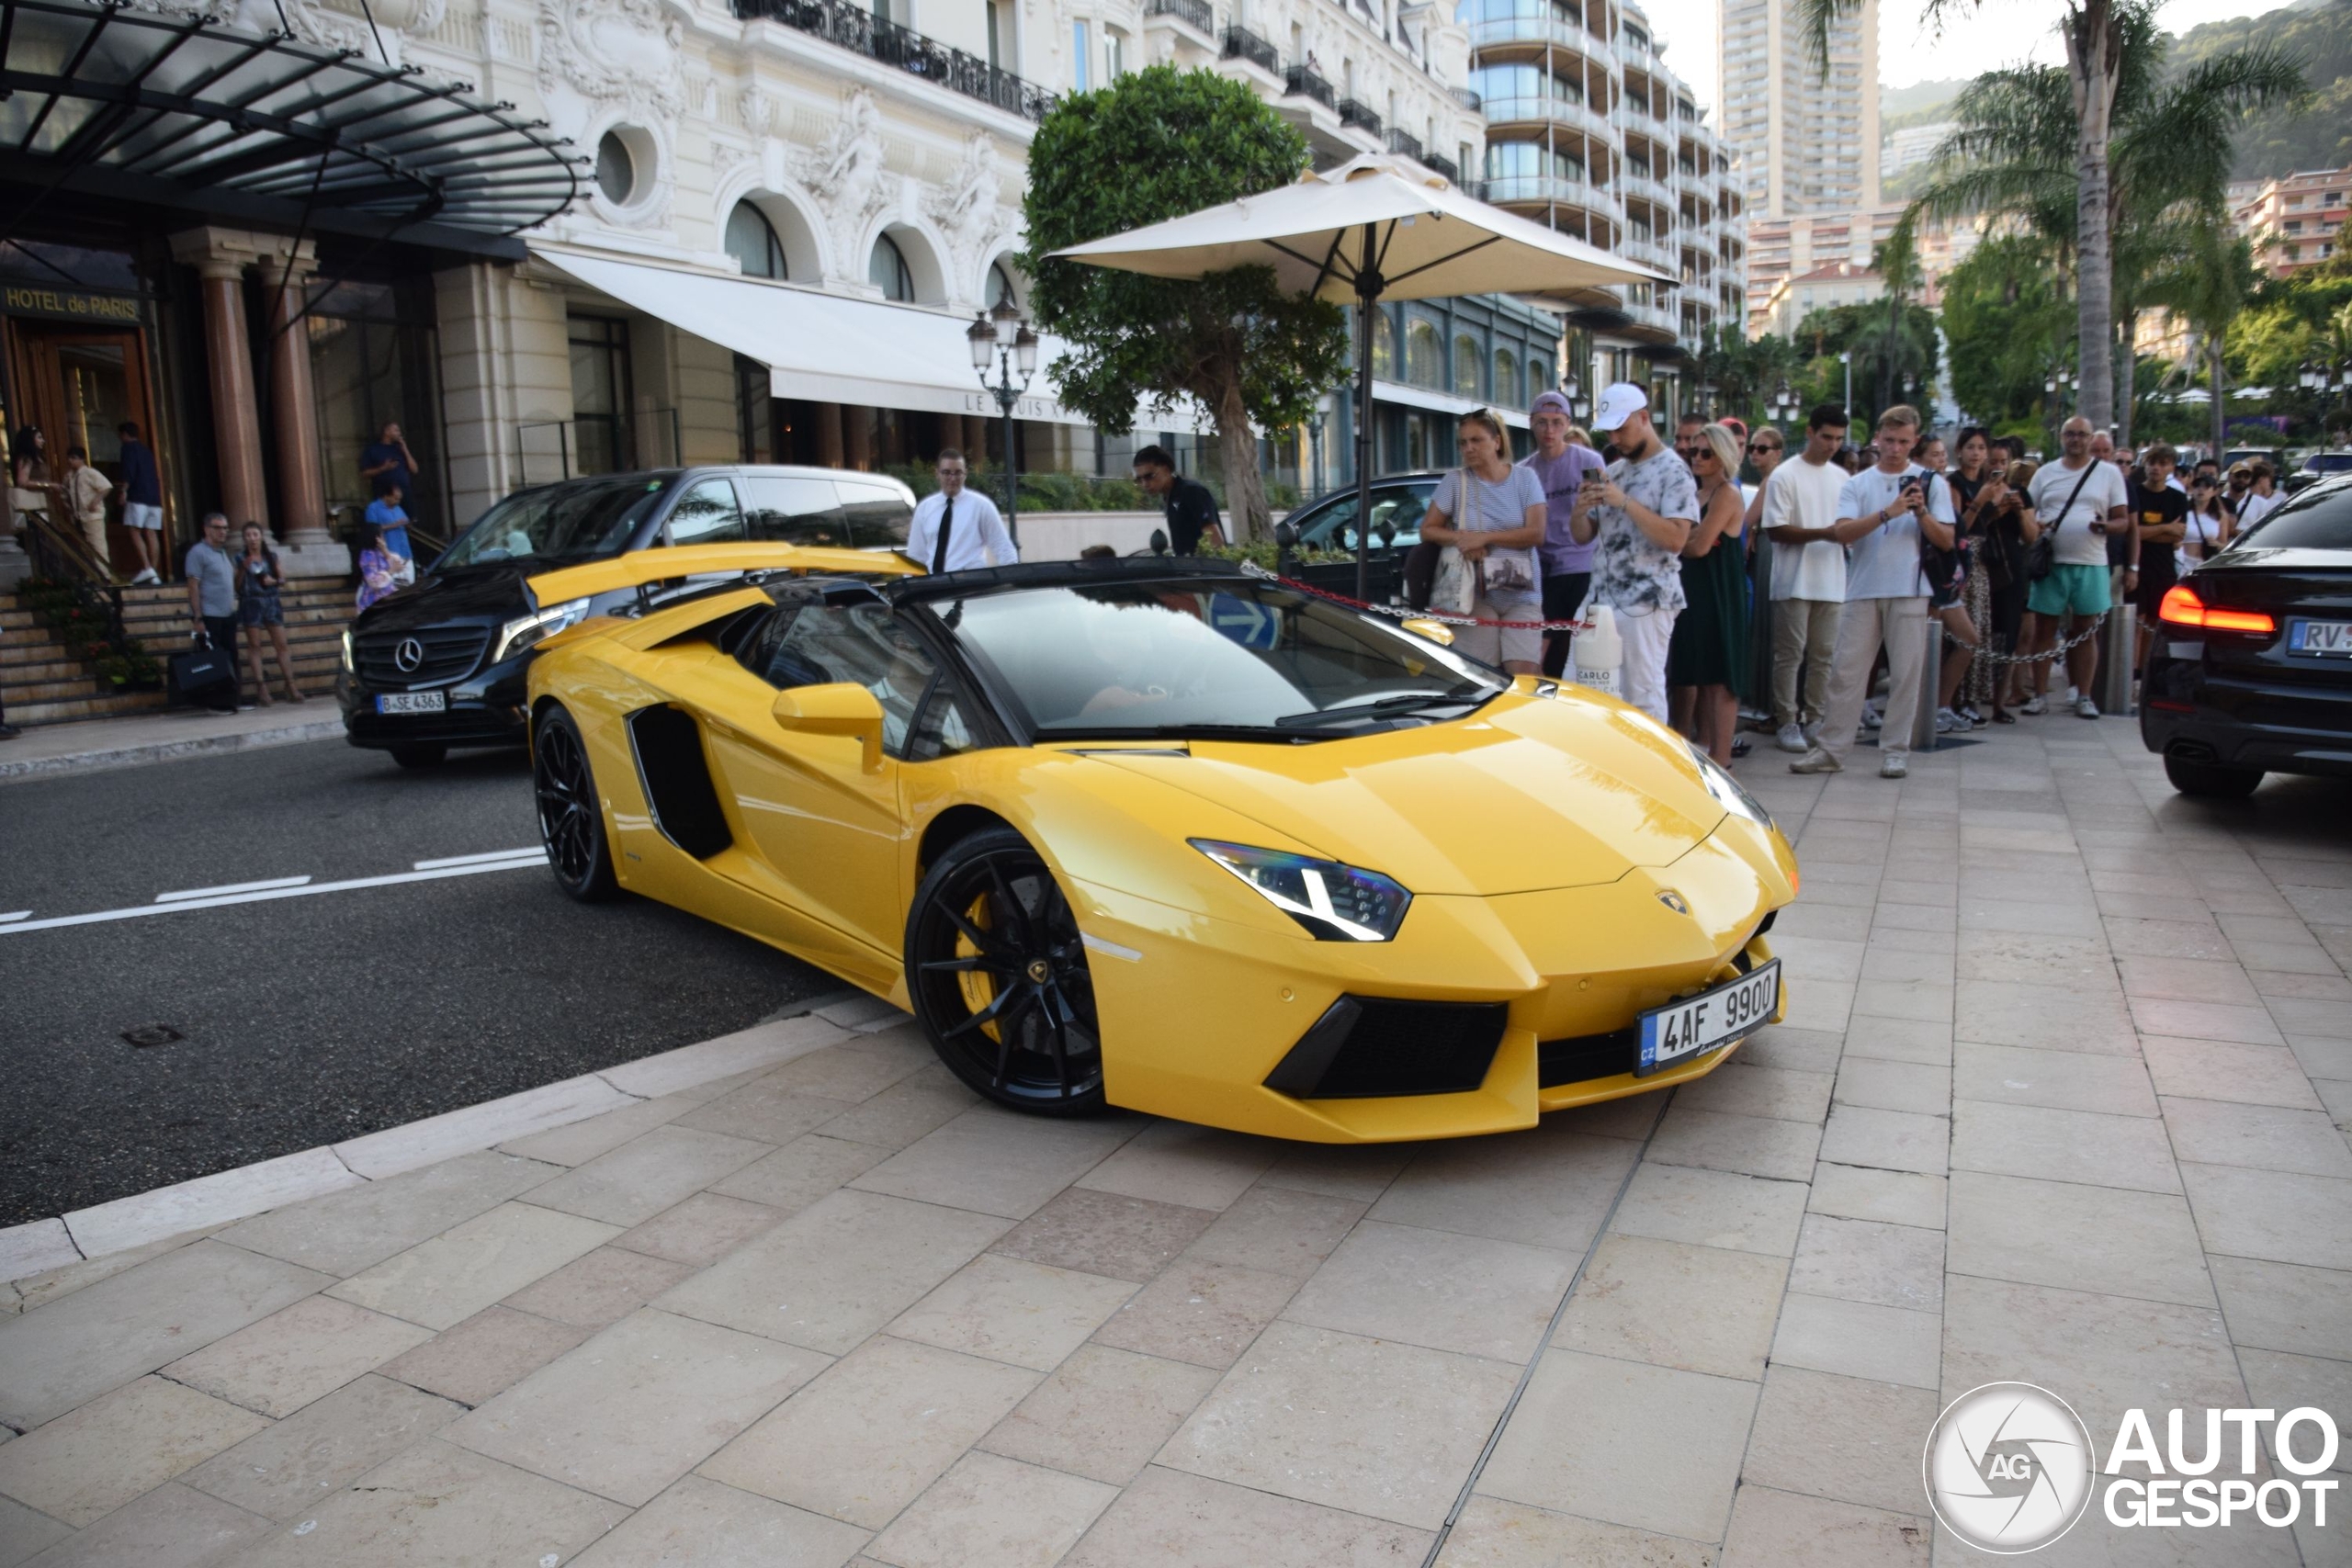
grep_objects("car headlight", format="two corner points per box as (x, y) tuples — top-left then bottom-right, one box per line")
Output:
(1191, 840), (1412, 942)
(340, 627), (354, 673)
(1690, 742), (1775, 830)
(493, 597), (591, 664)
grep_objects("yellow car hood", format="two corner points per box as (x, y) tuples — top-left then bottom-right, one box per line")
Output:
(1080, 690), (1726, 897)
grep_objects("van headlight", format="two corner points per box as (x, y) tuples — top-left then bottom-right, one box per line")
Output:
(1690, 742), (1775, 830)
(1191, 840), (1412, 942)
(493, 597), (590, 664)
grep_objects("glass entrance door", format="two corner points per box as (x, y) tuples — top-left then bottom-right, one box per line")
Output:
(7, 322), (156, 579)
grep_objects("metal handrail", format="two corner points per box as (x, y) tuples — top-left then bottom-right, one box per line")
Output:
(1385, 127), (1423, 161)
(1338, 97), (1383, 134)
(1144, 0), (1212, 32)
(734, 0), (1057, 121)
(1283, 62), (1335, 108)
(1220, 25), (1279, 73)
(1425, 152), (1460, 184)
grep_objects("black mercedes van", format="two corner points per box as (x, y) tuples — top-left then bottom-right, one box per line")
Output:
(337, 465), (917, 767)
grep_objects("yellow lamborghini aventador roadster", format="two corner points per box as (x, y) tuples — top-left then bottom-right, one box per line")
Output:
(525, 552), (1798, 1143)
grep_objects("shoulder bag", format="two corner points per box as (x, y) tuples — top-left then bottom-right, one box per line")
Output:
(2027, 463), (2098, 583)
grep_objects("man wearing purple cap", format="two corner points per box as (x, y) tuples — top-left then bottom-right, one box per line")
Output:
(1524, 389), (1608, 677)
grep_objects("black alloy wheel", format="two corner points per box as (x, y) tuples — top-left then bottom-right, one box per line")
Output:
(534, 707), (618, 901)
(907, 826), (1105, 1114)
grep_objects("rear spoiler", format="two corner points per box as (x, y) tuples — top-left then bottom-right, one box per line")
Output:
(525, 542), (922, 608)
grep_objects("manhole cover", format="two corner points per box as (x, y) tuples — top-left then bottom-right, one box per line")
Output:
(121, 1026), (184, 1048)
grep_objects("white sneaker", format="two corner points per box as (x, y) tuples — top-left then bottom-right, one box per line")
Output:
(1861, 703), (1883, 730)
(130, 567), (159, 586)
(1789, 748), (1843, 774)
(2021, 695), (2046, 716)
(2075, 695), (2100, 719)
(1776, 723), (1809, 752)
(1881, 754), (1908, 779)
(1935, 707), (1967, 733)
(1803, 721), (1822, 747)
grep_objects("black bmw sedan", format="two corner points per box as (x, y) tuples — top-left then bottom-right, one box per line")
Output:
(2143, 475), (2352, 797)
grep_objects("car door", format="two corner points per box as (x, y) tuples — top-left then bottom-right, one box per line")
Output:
(701, 593), (938, 957)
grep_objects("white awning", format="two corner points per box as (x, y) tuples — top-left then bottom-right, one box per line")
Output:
(531, 245), (1207, 433)
(1371, 378), (1532, 427)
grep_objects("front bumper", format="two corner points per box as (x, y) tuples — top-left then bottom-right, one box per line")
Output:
(338, 659), (533, 751)
(1074, 829), (1787, 1143)
(2141, 647), (2352, 778)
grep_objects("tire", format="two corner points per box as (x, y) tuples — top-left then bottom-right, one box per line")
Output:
(2165, 753), (2264, 799)
(533, 707), (619, 901)
(390, 744), (447, 770)
(906, 826), (1106, 1115)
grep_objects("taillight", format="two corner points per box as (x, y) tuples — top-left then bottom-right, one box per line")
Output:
(2157, 583), (2277, 636)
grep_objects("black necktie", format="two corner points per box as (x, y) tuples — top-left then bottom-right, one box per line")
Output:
(932, 494), (955, 575)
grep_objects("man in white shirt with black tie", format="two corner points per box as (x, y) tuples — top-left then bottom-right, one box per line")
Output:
(904, 447), (1018, 574)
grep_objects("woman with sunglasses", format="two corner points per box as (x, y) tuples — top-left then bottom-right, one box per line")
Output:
(1667, 423), (1752, 765)
(1419, 409), (1548, 673)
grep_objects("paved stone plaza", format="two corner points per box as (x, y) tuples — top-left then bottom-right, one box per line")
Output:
(1, 720), (2347, 1567)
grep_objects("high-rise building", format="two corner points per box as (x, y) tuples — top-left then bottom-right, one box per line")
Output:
(1718, 0), (1879, 220)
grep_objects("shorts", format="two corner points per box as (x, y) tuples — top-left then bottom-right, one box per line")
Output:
(239, 593), (283, 628)
(122, 502), (163, 531)
(2026, 562), (2110, 619)
(1453, 596), (1543, 669)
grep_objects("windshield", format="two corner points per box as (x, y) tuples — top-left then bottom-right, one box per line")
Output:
(2308, 454), (2352, 474)
(437, 474), (677, 570)
(933, 578), (1510, 739)
(2229, 483), (2352, 549)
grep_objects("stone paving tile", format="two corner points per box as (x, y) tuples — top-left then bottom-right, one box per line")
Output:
(886, 1254), (1135, 1371)
(0, 1373), (269, 1527)
(1075, 1122), (1283, 1213)
(526, 1125), (776, 1228)
(1804, 1163), (1947, 1231)
(1769, 1292), (1939, 1390)
(2178, 1163), (2352, 1270)
(8, 1481), (270, 1568)
(1160, 1320), (1518, 1531)
(160, 1294), (433, 1419)
(496, 1093), (703, 1168)
(1954, 977), (2138, 1053)
(233, 1440), (629, 1568)
(1178, 1184), (1366, 1280)
(498, 1245), (697, 1329)
(2160, 1098), (2352, 1178)
(610, 1191), (787, 1268)
(1645, 1106), (1821, 1183)
(373, 1304), (594, 1407)
(1551, 1235), (1787, 1380)
(711, 1133), (892, 1213)
(674, 1078), (860, 1146)
(327, 1201), (620, 1331)
(567, 1474), (870, 1568)
(1285, 1221), (1577, 1361)
(1091, 1258), (1299, 1370)
(1479, 1348), (1756, 1543)
(1950, 1042), (2160, 1117)
(1061, 1465), (1433, 1568)
(865, 1450), (1117, 1568)
(849, 1108), (1144, 1220)
(1947, 1170), (2215, 1308)
(0, 1240), (330, 1430)
(978, 1344), (1221, 1487)
(1369, 1123), (1640, 1248)
(1740, 1366), (1938, 1517)
(2142, 1037), (2326, 1109)
(181, 1373), (462, 1521)
(1815, 1104), (1949, 1176)
(812, 1064), (985, 1151)
(447, 1308), (828, 1507)
(1673, 1063), (1835, 1123)
(1718, 1483), (1932, 1567)
(1833, 1057), (1951, 1116)
(1949, 1100), (2184, 1193)
(656, 1189), (1009, 1355)
(989, 1189), (1217, 1284)
(697, 1336), (1035, 1529)
(0, 1495), (71, 1567)
(1608, 1162), (1810, 1257)
(1436, 1495), (1717, 1566)
(217, 1150), (562, 1277)
(1255, 1143), (1413, 1203)
(1788, 1213), (1943, 1313)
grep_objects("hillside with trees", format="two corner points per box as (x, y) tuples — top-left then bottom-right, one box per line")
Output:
(2168, 0), (2352, 177)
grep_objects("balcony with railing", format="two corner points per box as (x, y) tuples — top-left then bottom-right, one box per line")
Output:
(735, 0), (1057, 121)
(1384, 127), (1424, 162)
(1338, 97), (1383, 135)
(1617, 172), (1672, 213)
(1144, 0), (1213, 34)
(1481, 96), (1613, 143)
(1425, 151), (1460, 184)
(1449, 85), (1483, 111)
(1220, 24), (1279, 73)
(1463, 15), (1613, 69)
(1283, 62), (1336, 108)
(1476, 175), (1623, 225)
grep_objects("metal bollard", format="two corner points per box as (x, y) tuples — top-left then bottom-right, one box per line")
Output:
(2098, 605), (2137, 716)
(1909, 615), (1942, 753)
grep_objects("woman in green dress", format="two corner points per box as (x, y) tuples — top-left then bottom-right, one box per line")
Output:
(1667, 422), (1752, 765)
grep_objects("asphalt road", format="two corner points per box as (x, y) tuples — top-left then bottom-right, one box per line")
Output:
(0, 739), (842, 1225)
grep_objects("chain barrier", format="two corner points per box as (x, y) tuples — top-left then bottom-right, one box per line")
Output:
(1235, 558), (1595, 633)
(1936, 610), (2109, 668)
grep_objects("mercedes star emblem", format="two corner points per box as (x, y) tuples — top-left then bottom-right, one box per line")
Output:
(394, 637), (424, 673)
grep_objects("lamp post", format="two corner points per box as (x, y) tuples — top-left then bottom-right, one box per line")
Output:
(1838, 350), (1851, 415)
(967, 298), (1037, 544)
(1770, 380), (1800, 426)
(1562, 372), (1589, 423)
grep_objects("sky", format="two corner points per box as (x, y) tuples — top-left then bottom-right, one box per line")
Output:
(1642, 0), (2303, 112)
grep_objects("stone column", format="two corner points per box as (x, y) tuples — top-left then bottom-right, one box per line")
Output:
(170, 235), (269, 534)
(259, 250), (348, 576)
(843, 404), (872, 471)
(814, 401), (844, 468)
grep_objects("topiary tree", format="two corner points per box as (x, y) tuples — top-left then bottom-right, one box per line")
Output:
(1021, 66), (1349, 542)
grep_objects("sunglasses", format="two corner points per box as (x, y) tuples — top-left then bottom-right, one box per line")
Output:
(1747, 442), (1779, 453)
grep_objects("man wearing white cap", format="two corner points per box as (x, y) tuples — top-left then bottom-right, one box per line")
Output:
(1569, 382), (1698, 722)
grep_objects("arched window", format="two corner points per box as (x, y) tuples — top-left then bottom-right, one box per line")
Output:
(1405, 319), (1442, 389)
(1454, 333), (1483, 398)
(1494, 347), (1518, 403)
(1371, 310), (1396, 378)
(726, 201), (786, 279)
(987, 262), (1017, 309)
(869, 234), (914, 301)
(1531, 360), (1551, 406)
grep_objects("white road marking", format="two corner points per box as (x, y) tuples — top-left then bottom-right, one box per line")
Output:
(413, 847), (546, 871)
(0, 911), (28, 923)
(1, 857), (549, 938)
(153, 875), (313, 903)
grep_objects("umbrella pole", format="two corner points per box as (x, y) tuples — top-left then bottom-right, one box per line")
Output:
(1353, 221), (1380, 604)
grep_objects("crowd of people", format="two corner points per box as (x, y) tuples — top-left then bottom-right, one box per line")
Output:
(1413, 386), (2253, 781)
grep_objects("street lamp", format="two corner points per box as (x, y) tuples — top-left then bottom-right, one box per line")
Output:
(1838, 350), (1851, 414)
(967, 299), (1038, 543)
(1770, 381), (1800, 423)
(1562, 372), (1589, 423)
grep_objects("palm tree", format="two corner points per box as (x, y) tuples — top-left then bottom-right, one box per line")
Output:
(1804, 0), (2303, 434)
(2141, 215), (2259, 454)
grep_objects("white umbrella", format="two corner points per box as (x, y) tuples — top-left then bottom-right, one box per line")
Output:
(1052, 154), (1669, 597)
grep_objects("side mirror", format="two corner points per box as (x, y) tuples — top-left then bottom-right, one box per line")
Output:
(772, 682), (886, 771)
(1399, 617), (1455, 647)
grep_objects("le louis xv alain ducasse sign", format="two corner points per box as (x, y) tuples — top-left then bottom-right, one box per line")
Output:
(1, 287), (141, 322)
